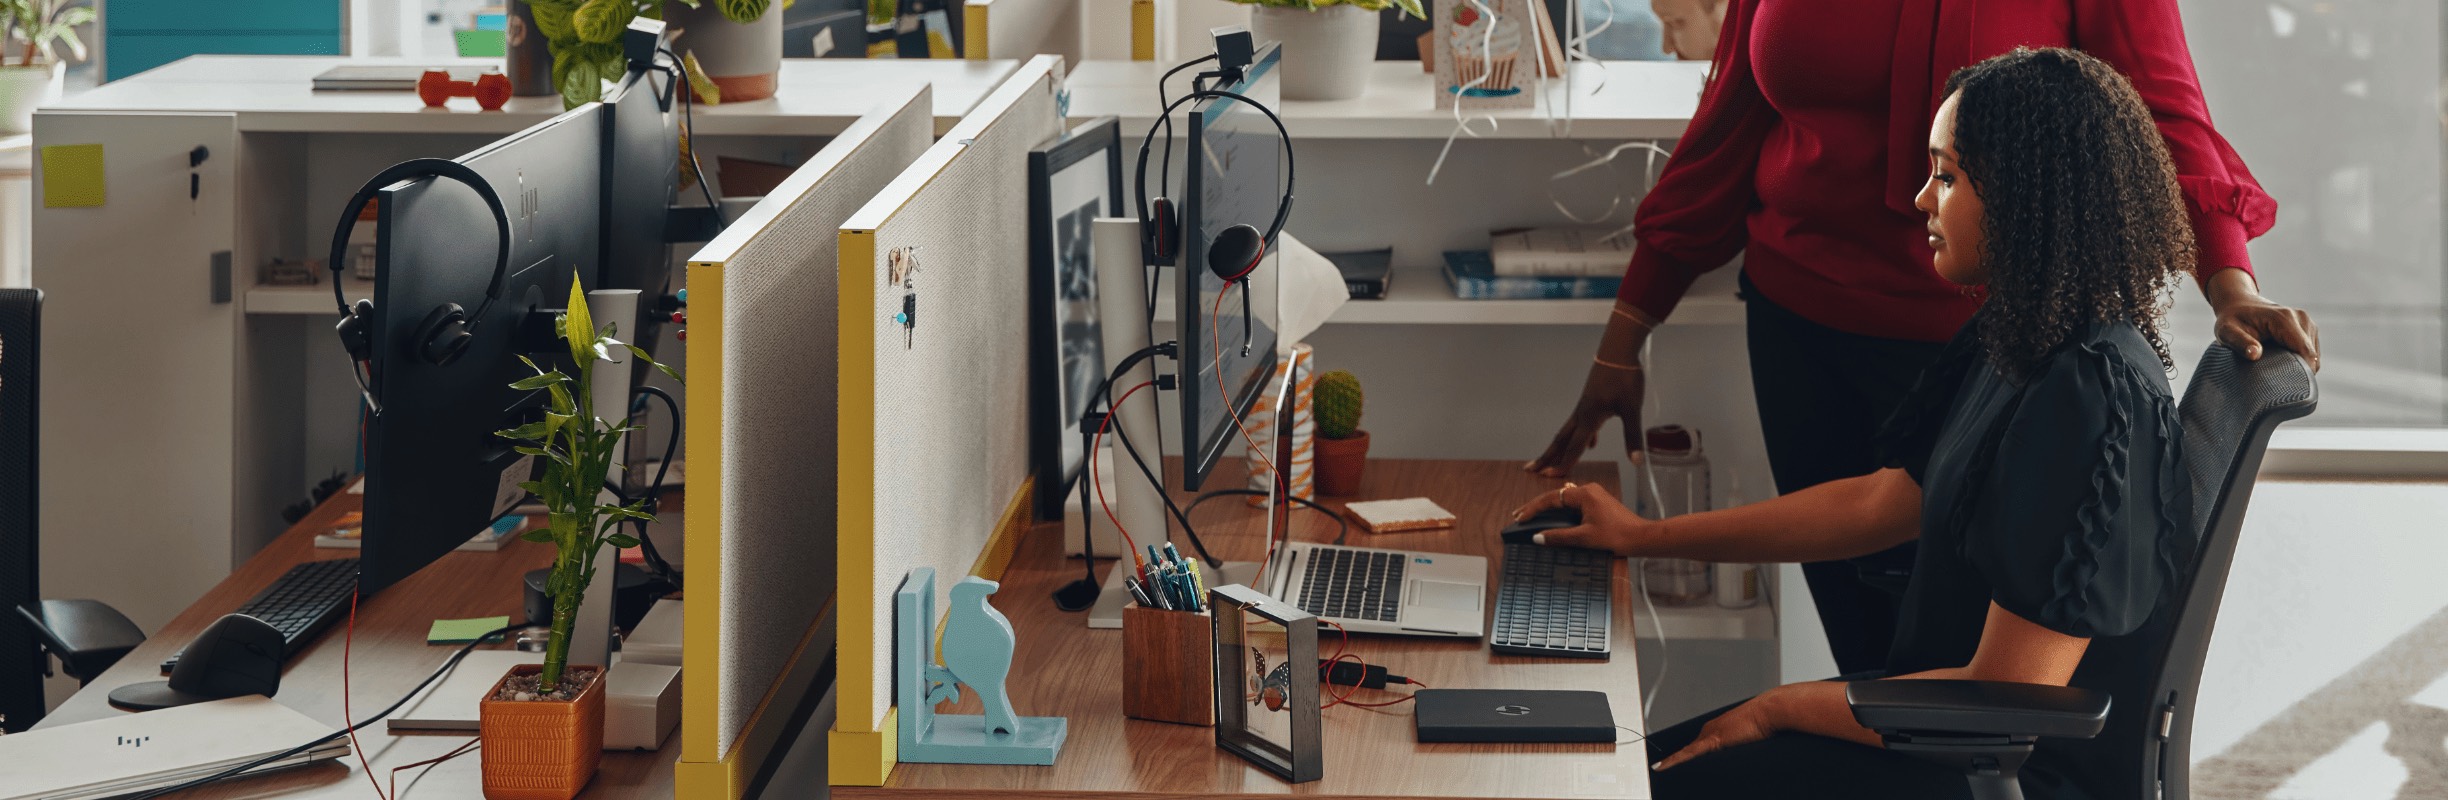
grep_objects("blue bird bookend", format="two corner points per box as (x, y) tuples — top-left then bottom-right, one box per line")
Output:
(896, 568), (1067, 765)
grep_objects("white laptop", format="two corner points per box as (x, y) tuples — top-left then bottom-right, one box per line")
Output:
(0, 695), (348, 800)
(1244, 363), (1486, 639)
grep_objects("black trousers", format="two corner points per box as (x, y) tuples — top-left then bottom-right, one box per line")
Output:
(1742, 278), (1948, 675)
(1643, 677), (1975, 799)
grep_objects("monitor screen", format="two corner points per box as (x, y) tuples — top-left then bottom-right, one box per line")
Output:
(1177, 44), (1285, 492)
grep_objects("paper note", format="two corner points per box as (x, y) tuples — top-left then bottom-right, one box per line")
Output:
(39, 143), (104, 208)
(428, 616), (512, 644)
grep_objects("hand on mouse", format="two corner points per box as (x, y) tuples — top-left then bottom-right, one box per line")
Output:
(1509, 483), (1656, 557)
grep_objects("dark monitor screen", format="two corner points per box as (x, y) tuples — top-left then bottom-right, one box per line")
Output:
(360, 104), (607, 595)
(600, 67), (681, 352)
(1178, 44), (1285, 492)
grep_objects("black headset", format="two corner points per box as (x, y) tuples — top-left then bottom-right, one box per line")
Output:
(1134, 88), (1296, 285)
(328, 158), (513, 370)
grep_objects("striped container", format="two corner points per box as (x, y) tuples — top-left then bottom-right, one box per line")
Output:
(1246, 344), (1317, 505)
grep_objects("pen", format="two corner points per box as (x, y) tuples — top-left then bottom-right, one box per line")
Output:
(1125, 577), (1154, 608)
(1187, 560), (1206, 600)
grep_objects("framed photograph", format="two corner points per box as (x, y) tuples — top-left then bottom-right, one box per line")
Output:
(1210, 584), (1322, 784)
(1029, 116), (1125, 520)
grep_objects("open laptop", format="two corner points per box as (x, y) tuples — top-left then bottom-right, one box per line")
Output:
(1245, 364), (1487, 639)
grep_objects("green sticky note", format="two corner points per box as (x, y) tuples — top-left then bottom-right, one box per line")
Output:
(454, 29), (506, 58)
(428, 616), (512, 644)
(40, 143), (104, 208)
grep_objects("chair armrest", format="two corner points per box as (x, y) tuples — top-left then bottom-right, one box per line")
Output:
(1846, 679), (2110, 741)
(15, 599), (146, 681)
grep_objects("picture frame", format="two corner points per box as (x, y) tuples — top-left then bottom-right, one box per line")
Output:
(1431, 0), (1560, 110)
(1028, 116), (1125, 520)
(1210, 583), (1322, 784)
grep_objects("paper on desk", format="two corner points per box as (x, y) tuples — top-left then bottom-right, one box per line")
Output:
(1269, 232), (1348, 354)
(39, 144), (104, 208)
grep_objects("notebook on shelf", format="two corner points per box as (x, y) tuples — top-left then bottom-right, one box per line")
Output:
(1487, 227), (1636, 277)
(1325, 248), (1393, 300)
(1442, 250), (1622, 300)
(312, 65), (490, 91)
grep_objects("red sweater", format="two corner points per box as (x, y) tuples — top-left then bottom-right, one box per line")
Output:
(1620, 0), (2278, 343)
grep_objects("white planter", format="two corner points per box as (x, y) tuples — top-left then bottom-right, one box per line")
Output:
(1250, 5), (1378, 102)
(665, 1), (782, 103)
(0, 63), (63, 135)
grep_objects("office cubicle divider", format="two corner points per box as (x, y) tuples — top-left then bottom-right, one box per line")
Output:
(829, 55), (1067, 787)
(676, 84), (936, 800)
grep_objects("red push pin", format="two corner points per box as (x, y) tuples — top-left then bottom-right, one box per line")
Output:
(418, 70), (512, 111)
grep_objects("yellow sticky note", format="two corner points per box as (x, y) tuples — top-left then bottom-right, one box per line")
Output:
(40, 143), (104, 208)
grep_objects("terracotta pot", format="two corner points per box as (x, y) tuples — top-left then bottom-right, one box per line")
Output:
(481, 664), (605, 800)
(1315, 430), (1370, 496)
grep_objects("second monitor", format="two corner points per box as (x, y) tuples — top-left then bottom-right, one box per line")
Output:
(1177, 43), (1286, 492)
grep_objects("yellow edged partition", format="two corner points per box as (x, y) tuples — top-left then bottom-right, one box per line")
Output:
(828, 54), (1069, 788)
(676, 84), (937, 800)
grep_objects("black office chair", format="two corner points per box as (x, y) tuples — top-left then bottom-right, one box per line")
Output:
(1, 288), (146, 732)
(1847, 342), (2318, 800)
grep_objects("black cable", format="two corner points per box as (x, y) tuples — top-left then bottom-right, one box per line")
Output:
(657, 47), (724, 223)
(1083, 342), (1223, 568)
(1186, 488), (1350, 546)
(1153, 53), (1217, 242)
(623, 384), (683, 587)
(128, 624), (523, 800)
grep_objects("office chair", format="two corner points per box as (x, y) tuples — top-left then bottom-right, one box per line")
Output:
(1, 288), (146, 732)
(1847, 342), (2318, 800)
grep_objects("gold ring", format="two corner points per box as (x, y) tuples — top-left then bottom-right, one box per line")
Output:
(1557, 482), (1576, 504)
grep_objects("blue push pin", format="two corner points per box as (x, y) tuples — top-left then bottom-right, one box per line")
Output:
(675, 288), (687, 304)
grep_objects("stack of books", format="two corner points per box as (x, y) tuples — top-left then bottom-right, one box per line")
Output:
(1443, 227), (1632, 300)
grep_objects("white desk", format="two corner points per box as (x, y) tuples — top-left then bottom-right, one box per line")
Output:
(29, 55), (1020, 643)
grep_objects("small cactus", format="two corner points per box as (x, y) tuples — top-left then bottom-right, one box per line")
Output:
(1315, 370), (1364, 440)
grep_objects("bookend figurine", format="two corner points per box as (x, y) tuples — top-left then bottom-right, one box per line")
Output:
(896, 568), (1068, 765)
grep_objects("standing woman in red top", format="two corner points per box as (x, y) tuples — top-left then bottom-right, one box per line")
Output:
(1527, 0), (2321, 677)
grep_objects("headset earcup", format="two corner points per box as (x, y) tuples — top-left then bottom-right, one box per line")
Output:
(1149, 197), (1179, 266)
(1207, 223), (1264, 282)
(335, 299), (376, 361)
(413, 303), (473, 366)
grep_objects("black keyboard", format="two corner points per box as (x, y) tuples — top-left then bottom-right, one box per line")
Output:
(1490, 543), (1613, 659)
(1294, 546), (1406, 623)
(162, 558), (358, 673)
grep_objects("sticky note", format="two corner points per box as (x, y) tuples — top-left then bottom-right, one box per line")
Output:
(428, 616), (512, 644)
(40, 143), (104, 208)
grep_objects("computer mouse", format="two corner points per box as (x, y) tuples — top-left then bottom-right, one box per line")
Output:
(1499, 507), (1582, 544)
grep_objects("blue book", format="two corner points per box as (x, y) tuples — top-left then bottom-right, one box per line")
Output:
(1442, 250), (1623, 300)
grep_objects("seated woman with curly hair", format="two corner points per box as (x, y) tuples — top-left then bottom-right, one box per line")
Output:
(1515, 47), (2204, 799)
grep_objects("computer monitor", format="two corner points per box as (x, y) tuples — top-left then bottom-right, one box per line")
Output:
(358, 104), (607, 595)
(1176, 44), (1284, 492)
(599, 67), (682, 356)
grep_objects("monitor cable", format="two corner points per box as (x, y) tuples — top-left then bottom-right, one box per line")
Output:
(653, 47), (725, 225)
(126, 622), (522, 800)
(610, 383), (684, 589)
(1186, 489), (1348, 546)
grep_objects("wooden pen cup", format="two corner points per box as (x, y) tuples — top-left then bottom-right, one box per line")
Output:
(1121, 603), (1216, 726)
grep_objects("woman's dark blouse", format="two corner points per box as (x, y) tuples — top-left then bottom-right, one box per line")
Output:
(1876, 316), (2191, 800)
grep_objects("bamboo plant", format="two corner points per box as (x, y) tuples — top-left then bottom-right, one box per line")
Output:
(496, 274), (683, 691)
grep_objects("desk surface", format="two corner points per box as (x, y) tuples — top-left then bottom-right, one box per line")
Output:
(40, 489), (685, 799)
(846, 458), (1651, 800)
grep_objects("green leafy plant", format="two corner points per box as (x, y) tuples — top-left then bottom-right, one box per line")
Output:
(1315, 370), (1364, 439)
(0, 0), (91, 68)
(1226, 0), (1423, 18)
(496, 273), (684, 691)
(527, 0), (667, 109)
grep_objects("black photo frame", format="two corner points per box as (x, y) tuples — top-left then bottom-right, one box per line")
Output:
(1211, 583), (1322, 783)
(1028, 116), (1125, 520)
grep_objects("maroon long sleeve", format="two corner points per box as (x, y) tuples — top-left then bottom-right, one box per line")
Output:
(1622, 0), (2277, 343)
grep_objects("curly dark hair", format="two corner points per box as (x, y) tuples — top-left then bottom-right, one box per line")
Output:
(1944, 47), (2192, 381)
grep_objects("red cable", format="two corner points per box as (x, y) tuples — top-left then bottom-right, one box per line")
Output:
(1095, 380), (1156, 581)
(344, 587), (387, 800)
(1216, 287), (1287, 583)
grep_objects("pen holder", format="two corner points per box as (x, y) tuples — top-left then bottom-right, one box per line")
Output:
(1122, 603), (1216, 726)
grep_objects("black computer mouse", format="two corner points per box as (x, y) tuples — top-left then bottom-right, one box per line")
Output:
(1499, 507), (1583, 544)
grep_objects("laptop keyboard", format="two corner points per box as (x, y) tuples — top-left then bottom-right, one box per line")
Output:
(1296, 546), (1406, 623)
(1490, 542), (1613, 659)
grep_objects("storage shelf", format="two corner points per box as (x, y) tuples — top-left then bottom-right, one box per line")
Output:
(1066, 60), (1707, 141)
(1151, 265), (1742, 327)
(247, 278), (371, 315)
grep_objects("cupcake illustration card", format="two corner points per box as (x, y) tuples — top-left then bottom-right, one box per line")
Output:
(1432, 0), (1540, 110)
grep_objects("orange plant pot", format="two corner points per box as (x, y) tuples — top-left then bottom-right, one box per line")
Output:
(1315, 430), (1371, 496)
(480, 664), (605, 800)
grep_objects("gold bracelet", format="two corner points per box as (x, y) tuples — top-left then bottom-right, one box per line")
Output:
(1593, 355), (1642, 371)
(1611, 304), (1659, 332)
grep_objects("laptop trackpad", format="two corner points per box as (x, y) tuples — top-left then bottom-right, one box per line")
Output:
(1411, 579), (1481, 612)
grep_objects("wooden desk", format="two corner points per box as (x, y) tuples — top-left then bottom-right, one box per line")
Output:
(847, 459), (1651, 800)
(39, 489), (685, 799)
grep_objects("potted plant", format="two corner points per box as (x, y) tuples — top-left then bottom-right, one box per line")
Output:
(521, 0), (695, 109)
(0, 0), (90, 134)
(480, 274), (681, 800)
(663, 0), (782, 104)
(1313, 369), (1369, 495)
(1240, 0), (1422, 101)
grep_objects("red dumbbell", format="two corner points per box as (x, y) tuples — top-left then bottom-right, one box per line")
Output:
(418, 70), (512, 111)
